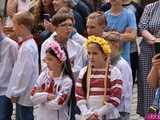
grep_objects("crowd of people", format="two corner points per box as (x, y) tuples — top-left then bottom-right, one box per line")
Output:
(1, 0), (160, 120)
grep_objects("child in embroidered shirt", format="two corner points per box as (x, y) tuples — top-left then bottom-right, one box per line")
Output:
(75, 36), (123, 120)
(6, 11), (39, 120)
(31, 40), (75, 120)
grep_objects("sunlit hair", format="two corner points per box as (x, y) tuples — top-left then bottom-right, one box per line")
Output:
(87, 11), (106, 26)
(13, 11), (34, 31)
(103, 32), (122, 48)
(84, 35), (111, 56)
(103, 32), (121, 41)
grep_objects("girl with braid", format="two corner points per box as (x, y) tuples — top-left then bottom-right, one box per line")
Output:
(75, 36), (123, 120)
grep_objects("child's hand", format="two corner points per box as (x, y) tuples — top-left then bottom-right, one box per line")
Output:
(125, 27), (132, 33)
(11, 96), (18, 103)
(47, 93), (54, 101)
(152, 54), (160, 67)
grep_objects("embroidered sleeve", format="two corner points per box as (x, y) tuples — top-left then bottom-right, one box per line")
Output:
(95, 66), (123, 117)
(45, 77), (72, 110)
(75, 78), (86, 102)
(106, 66), (123, 107)
(11, 48), (38, 97)
(31, 72), (48, 105)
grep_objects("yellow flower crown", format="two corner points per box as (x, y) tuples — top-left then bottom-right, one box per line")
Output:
(84, 35), (111, 56)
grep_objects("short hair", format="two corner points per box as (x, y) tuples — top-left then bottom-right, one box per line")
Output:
(103, 32), (121, 42)
(103, 32), (122, 48)
(87, 11), (106, 26)
(51, 13), (74, 26)
(13, 11), (34, 31)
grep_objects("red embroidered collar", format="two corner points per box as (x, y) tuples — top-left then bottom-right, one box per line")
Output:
(18, 35), (33, 46)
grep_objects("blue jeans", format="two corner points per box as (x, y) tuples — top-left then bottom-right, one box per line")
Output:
(16, 103), (34, 120)
(0, 95), (13, 120)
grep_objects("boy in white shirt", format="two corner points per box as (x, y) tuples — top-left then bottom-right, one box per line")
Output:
(6, 11), (39, 120)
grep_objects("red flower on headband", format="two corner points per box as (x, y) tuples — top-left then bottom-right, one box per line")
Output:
(48, 41), (66, 61)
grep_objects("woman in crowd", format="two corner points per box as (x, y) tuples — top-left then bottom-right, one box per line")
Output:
(137, 0), (160, 117)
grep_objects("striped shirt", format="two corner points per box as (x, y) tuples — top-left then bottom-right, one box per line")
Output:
(76, 65), (123, 119)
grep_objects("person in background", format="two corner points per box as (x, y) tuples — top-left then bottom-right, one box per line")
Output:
(4, 0), (34, 40)
(52, 0), (85, 35)
(41, 12), (87, 77)
(33, 0), (56, 71)
(6, 11), (39, 120)
(148, 53), (160, 89)
(137, 0), (160, 117)
(122, 0), (143, 86)
(33, 0), (55, 42)
(141, 0), (157, 6)
(6, 0), (33, 27)
(104, 0), (137, 64)
(0, 13), (18, 120)
(56, 6), (86, 45)
(86, 11), (106, 37)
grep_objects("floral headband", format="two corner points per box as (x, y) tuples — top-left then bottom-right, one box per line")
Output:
(84, 35), (111, 56)
(48, 41), (66, 62)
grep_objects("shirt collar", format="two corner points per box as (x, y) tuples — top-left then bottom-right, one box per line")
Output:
(68, 31), (76, 39)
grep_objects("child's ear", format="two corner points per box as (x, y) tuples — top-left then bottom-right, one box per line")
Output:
(19, 24), (25, 29)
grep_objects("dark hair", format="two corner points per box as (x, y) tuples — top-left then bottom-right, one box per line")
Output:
(46, 48), (59, 59)
(51, 13), (74, 26)
(81, 67), (88, 97)
(46, 45), (76, 119)
(61, 46), (76, 119)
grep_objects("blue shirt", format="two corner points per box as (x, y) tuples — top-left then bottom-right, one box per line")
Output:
(104, 8), (137, 63)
